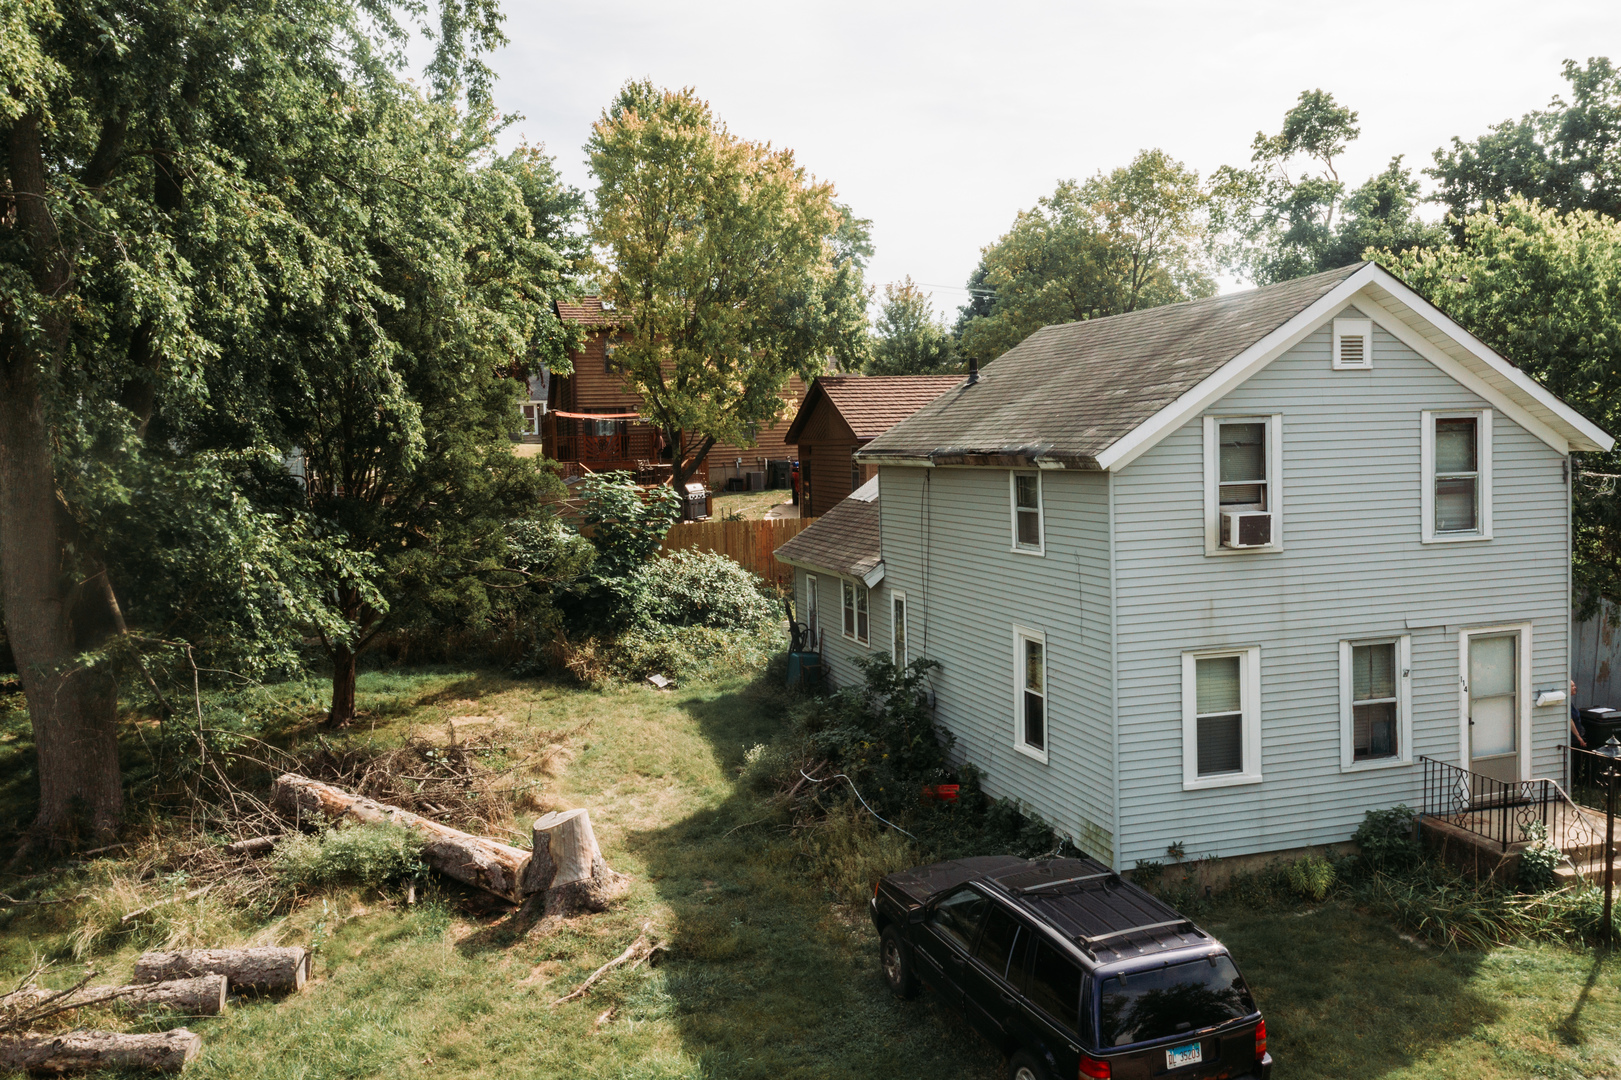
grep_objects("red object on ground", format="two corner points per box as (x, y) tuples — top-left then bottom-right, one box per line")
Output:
(921, 784), (960, 803)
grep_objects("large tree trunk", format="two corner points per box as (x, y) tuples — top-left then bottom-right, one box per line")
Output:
(526, 809), (628, 918)
(272, 773), (531, 902)
(0, 1028), (201, 1073)
(0, 114), (124, 849)
(326, 639), (358, 728)
(11, 975), (227, 1015)
(134, 949), (308, 993)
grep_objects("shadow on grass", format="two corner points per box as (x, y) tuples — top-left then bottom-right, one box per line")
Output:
(620, 667), (1007, 1080)
(1556, 950), (1608, 1046)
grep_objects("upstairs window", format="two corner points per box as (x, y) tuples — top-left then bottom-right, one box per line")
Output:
(1203, 415), (1282, 554)
(842, 580), (869, 645)
(1014, 627), (1047, 762)
(1011, 472), (1043, 554)
(1421, 410), (1492, 542)
(1181, 646), (1262, 789)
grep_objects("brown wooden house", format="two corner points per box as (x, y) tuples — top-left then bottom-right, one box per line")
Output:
(784, 375), (963, 516)
(534, 297), (805, 483)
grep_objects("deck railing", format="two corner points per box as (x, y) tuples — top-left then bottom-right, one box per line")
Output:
(1419, 755), (1601, 856)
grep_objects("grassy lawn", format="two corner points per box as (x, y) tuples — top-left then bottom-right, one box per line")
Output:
(2, 668), (1619, 1078)
(711, 490), (795, 520)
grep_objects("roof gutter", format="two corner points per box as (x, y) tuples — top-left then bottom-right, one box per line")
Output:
(854, 447), (1102, 470)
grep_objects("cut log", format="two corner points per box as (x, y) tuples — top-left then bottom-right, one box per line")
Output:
(223, 836), (279, 857)
(528, 809), (629, 918)
(272, 772), (529, 903)
(134, 948), (309, 993)
(0, 1028), (201, 1073)
(10, 976), (226, 1016)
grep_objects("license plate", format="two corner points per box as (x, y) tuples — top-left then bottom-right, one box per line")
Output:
(1166, 1041), (1202, 1069)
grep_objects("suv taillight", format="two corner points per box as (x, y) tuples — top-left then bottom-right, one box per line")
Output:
(1078, 1054), (1110, 1079)
(1254, 1018), (1267, 1057)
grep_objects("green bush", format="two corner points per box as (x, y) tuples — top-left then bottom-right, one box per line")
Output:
(1287, 853), (1336, 901)
(272, 822), (425, 893)
(1353, 805), (1422, 873)
(1518, 842), (1561, 892)
(636, 549), (778, 631)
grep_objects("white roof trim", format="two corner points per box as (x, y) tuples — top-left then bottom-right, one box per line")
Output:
(860, 560), (886, 588)
(1094, 263), (1612, 471)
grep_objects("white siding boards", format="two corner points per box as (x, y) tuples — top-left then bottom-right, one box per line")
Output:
(865, 292), (1585, 873)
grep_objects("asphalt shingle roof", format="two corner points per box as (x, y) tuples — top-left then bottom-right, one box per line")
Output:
(786, 375), (966, 443)
(859, 264), (1366, 468)
(774, 478), (881, 579)
(554, 296), (623, 328)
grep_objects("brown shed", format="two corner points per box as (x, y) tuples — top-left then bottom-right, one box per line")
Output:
(784, 375), (962, 517)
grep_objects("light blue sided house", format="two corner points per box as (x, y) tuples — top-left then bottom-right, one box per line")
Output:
(775, 262), (1615, 870)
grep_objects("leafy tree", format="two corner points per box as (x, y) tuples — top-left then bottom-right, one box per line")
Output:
(558, 472), (681, 635)
(1213, 90), (1438, 283)
(1374, 197), (1621, 607)
(958, 150), (1214, 363)
(868, 277), (958, 375)
(1431, 58), (1621, 226)
(587, 81), (871, 488)
(0, 0), (510, 845)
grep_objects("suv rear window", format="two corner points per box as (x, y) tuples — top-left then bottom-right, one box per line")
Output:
(1098, 955), (1256, 1046)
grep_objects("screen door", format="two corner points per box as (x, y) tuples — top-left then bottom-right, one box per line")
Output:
(1468, 632), (1519, 784)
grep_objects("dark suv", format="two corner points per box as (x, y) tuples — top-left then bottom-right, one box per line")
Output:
(871, 855), (1271, 1080)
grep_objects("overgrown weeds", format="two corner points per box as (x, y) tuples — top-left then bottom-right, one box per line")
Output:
(272, 822), (425, 895)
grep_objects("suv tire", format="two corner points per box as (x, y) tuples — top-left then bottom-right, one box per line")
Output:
(879, 925), (917, 999)
(1006, 1050), (1052, 1080)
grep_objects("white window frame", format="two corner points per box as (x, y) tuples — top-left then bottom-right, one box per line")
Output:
(1421, 409), (1492, 543)
(1203, 414), (1283, 555)
(842, 578), (869, 647)
(1181, 646), (1263, 790)
(1009, 471), (1045, 556)
(1013, 625), (1049, 764)
(804, 573), (819, 645)
(1457, 622), (1533, 782)
(1339, 635), (1412, 772)
(520, 401), (544, 436)
(891, 591), (908, 667)
(1332, 317), (1374, 370)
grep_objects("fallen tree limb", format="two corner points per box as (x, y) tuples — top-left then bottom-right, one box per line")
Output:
(223, 836), (280, 857)
(273, 773), (530, 903)
(0, 1028), (201, 1073)
(134, 949), (308, 993)
(551, 923), (653, 1006)
(121, 885), (214, 924)
(6, 976), (226, 1018)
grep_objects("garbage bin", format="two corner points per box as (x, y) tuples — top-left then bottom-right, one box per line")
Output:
(1582, 707), (1621, 746)
(683, 482), (710, 521)
(767, 460), (792, 489)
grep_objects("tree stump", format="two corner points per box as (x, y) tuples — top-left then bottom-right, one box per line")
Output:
(10, 976), (227, 1016)
(0, 1028), (201, 1072)
(272, 773), (530, 902)
(134, 948), (309, 993)
(526, 809), (629, 918)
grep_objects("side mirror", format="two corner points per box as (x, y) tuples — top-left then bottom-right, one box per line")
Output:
(908, 906), (928, 925)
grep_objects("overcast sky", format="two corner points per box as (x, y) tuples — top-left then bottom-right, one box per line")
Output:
(482, 0), (1621, 318)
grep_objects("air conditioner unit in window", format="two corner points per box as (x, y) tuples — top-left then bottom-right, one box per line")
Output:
(1222, 511), (1272, 548)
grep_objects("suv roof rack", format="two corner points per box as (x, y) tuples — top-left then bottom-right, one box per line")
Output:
(1073, 917), (1203, 957)
(986, 857), (1211, 962)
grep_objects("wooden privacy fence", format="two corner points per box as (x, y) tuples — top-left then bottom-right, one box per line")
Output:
(660, 517), (815, 584)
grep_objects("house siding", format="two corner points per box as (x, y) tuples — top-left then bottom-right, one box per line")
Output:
(1110, 315), (1572, 866)
(794, 568), (881, 691)
(876, 466), (1117, 861)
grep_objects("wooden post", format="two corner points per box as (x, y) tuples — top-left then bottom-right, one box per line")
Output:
(272, 773), (530, 903)
(0, 1029), (202, 1073)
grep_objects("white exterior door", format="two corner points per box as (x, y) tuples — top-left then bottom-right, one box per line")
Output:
(1460, 625), (1530, 785)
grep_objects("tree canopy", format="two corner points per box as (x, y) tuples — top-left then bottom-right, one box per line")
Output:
(957, 150), (1214, 364)
(1212, 90), (1440, 284)
(587, 81), (870, 487)
(867, 277), (958, 375)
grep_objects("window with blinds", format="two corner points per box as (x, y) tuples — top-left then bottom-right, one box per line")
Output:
(1195, 656), (1244, 776)
(1351, 642), (1398, 760)
(1434, 417), (1479, 533)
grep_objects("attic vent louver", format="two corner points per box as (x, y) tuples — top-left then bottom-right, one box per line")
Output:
(1333, 317), (1373, 370)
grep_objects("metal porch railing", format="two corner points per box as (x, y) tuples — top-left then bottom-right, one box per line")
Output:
(1419, 755), (1602, 860)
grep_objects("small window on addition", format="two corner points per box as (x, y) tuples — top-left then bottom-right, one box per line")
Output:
(842, 580), (869, 645)
(1012, 472), (1043, 553)
(1015, 628), (1046, 759)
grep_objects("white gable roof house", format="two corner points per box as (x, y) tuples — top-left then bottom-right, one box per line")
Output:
(777, 261), (1614, 873)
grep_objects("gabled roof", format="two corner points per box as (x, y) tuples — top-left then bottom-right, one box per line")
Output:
(857, 262), (1613, 470)
(553, 296), (623, 329)
(774, 477), (883, 584)
(784, 375), (965, 444)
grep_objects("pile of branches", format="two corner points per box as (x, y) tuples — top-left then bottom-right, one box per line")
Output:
(290, 735), (529, 833)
